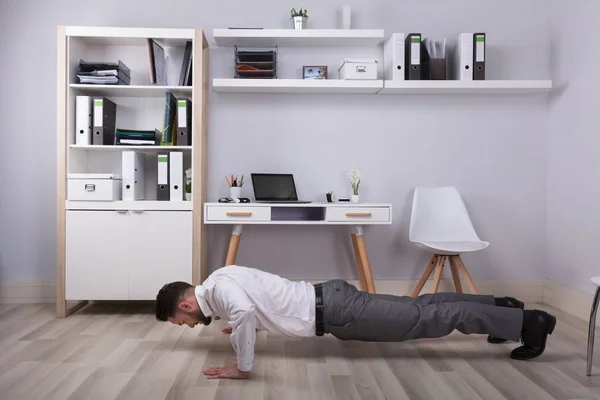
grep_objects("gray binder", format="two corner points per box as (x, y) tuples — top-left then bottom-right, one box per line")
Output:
(176, 99), (192, 146)
(157, 153), (170, 201)
(473, 33), (486, 80)
(92, 97), (117, 145)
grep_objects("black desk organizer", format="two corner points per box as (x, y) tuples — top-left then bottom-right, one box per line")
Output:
(234, 46), (278, 79)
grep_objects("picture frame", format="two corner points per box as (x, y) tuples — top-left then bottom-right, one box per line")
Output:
(303, 66), (328, 80)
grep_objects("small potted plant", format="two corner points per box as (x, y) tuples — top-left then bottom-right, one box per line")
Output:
(290, 8), (308, 30)
(185, 168), (192, 201)
(349, 168), (362, 203)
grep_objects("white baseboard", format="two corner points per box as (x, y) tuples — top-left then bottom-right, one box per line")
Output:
(0, 279), (56, 304)
(541, 279), (598, 325)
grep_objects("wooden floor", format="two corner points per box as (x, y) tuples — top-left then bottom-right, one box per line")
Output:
(1, 302), (600, 400)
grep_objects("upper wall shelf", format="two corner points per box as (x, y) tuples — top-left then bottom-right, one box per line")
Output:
(213, 29), (385, 47)
(65, 26), (195, 46)
(378, 80), (553, 95)
(70, 84), (193, 98)
(213, 78), (383, 94)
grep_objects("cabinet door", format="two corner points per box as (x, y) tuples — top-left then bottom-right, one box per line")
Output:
(66, 210), (130, 300)
(129, 211), (192, 300)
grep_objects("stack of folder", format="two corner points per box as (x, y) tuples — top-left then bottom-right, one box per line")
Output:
(77, 59), (131, 85)
(115, 129), (160, 146)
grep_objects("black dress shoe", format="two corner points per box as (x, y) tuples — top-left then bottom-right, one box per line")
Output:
(510, 310), (556, 360)
(487, 297), (525, 344)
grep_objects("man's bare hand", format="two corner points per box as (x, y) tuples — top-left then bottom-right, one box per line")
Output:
(203, 364), (249, 380)
(222, 327), (233, 334)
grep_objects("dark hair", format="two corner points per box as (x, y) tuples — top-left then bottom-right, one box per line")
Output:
(155, 281), (193, 321)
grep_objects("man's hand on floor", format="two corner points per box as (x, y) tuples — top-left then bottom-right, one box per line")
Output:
(203, 364), (249, 380)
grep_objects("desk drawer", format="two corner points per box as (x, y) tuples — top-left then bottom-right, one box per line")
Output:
(326, 207), (390, 223)
(206, 206), (271, 222)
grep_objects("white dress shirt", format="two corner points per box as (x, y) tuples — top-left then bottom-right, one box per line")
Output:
(194, 265), (316, 371)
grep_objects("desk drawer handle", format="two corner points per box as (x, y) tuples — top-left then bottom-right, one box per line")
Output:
(346, 212), (372, 217)
(226, 211), (253, 217)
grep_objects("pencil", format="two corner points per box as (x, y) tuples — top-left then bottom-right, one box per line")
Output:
(226, 176), (231, 186)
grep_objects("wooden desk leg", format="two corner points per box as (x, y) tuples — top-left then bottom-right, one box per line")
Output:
(353, 226), (376, 294)
(351, 233), (367, 291)
(225, 225), (243, 266)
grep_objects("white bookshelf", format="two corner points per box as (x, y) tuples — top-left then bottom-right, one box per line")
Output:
(213, 78), (383, 94)
(378, 80), (553, 95)
(66, 200), (193, 211)
(213, 29), (385, 47)
(70, 84), (193, 98)
(57, 26), (210, 316)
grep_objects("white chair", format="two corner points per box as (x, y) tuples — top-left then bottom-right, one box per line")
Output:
(587, 277), (600, 376)
(409, 186), (489, 297)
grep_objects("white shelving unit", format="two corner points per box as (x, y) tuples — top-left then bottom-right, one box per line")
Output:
(378, 80), (553, 95)
(212, 78), (383, 94)
(213, 28), (385, 47)
(70, 144), (192, 152)
(70, 84), (193, 98)
(57, 26), (210, 317)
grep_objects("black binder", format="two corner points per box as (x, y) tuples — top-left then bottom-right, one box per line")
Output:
(405, 33), (422, 80)
(473, 33), (486, 80)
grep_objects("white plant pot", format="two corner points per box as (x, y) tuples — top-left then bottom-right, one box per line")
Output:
(230, 187), (242, 199)
(185, 192), (192, 201)
(351, 194), (359, 203)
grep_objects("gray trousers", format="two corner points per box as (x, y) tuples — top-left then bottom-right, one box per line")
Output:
(321, 279), (523, 342)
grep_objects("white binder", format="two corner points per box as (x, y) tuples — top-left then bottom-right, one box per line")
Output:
(122, 151), (146, 201)
(169, 152), (184, 201)
(384, 33), (405, 81)
(75, 96), (93, 145)
(455, 33), (474, 81)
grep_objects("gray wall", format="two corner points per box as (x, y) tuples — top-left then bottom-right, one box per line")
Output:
(547, 0), (600, 295)
(0, 0), (550, 282)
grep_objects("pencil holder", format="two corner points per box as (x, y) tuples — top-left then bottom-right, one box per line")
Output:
(230, 186), (242, 199)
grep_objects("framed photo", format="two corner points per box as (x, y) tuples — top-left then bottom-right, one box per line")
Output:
(303, 66), (328, 80)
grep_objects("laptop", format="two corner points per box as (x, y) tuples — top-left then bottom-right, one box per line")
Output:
(251, 173), (312, 203)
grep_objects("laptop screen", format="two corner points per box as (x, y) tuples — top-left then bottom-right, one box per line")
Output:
(251, 174), (298, 201)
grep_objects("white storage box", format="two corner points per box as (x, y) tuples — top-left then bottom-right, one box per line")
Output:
(338, 58), (378, 80)
(68, 173), (122, 201)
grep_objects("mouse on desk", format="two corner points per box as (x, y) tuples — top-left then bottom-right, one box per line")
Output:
(238, 198), (251, 203)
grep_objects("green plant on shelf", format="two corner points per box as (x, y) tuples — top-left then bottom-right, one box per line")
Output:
(349, 168), (362, 195)
(290, 8), (308, 18)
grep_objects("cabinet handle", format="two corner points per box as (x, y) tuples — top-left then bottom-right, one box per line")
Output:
(132, 210), (144, 213)
(116, 210), (128, 214)
(226, 211), (253, 217)
(346, 212), (372, 217)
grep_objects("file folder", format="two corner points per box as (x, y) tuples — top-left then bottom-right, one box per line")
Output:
(75, 96), (93, 146)
(92, 97), (117, 145)
(157, 153), (170, 201)
(405, 33), (422, 80)
(122, 151), (146, 201)
(455, 33), (474, 81)
(473, 33), (486, 80)
(169, 152), (183, 201)
(177, 99), (192, 146)
(384, 33), (405, 81)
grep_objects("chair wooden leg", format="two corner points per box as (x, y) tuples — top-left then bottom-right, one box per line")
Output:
(448, 256), (463, 293)
(454, 255), (478, 294)
(354, 228), (376, 294)
(411, 255), (439, 298)
(351, 233), (367, 291)
(587, 286), (600, 376)
(431, 256), (446, 293)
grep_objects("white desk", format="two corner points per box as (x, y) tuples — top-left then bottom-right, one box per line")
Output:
(204, 202), (392, 293)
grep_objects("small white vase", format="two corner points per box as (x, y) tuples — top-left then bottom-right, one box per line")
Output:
(230, 187), (242, 199)
(351, 194), (359, 203)
(342, 5), (351, 29)
(185, 192), (192, 201)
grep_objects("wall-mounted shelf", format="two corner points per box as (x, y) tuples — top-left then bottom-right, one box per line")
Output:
(70, 84), (193, 98)
(379, 80), (553, 95)
(213, 29), (385, 47)
(70, 145), (192, 152)
(213, 78), (383, 94)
